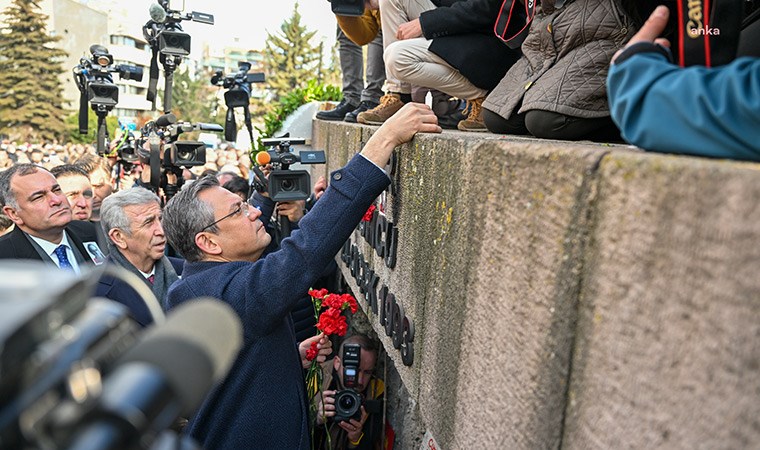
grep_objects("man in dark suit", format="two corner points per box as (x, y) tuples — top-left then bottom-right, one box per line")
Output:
(0, 164), (101, 271)
(96, 187), (183, 327)
(161, 104), (440, 450)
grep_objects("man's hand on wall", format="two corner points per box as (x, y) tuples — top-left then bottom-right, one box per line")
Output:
(361, 103), (441, 167)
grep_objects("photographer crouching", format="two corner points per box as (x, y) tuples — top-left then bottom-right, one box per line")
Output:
(161, 103), (440, 449)
(314, 335), (384, 450)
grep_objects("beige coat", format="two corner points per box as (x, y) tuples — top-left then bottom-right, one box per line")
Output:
(483, 0), (635, 119)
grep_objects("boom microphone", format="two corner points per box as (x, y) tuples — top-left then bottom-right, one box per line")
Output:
(148, 2), (167, 23)
(65, 299), (243, 450)
(155, 112), (177, 128)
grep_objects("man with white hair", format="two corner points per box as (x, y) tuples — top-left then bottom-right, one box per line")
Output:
(96, 187), (183, 326)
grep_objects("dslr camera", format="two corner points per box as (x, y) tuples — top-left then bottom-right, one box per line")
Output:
(333, 344), (382, 423)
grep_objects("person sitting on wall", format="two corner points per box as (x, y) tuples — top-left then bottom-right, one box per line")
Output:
(607, 5), (760, 161)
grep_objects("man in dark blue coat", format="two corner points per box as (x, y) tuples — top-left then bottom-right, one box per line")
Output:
(96, 187), (183, 326)
(161, 103), (441, 450)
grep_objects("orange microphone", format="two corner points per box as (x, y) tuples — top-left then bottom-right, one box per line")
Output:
(254, 151), (271, 166)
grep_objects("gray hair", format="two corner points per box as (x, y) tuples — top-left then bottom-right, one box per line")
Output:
(0, 164), (45, 209)
(163, 176), (219, 262)
(100, 187), (161, 242)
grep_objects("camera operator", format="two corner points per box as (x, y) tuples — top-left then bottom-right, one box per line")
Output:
(608, 6), (760, 161)
(0, 164), (101, 270)
(160, 103), (439, 449)
(96, 187), (183, 327)
(314, 334), (384, 450)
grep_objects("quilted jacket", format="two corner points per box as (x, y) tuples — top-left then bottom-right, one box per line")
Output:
(483, 0), (635, 119)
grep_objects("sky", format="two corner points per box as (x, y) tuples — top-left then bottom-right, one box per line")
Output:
(109, 0), (339, 54)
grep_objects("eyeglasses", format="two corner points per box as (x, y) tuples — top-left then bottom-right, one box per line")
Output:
(200, 201), (251, 231)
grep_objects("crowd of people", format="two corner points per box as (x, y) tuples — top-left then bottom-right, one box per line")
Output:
(321, 0), (759, 159)
(0, 0), (758, 449)
(0, 100), (434, 449)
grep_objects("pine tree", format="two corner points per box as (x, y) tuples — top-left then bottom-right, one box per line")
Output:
(0, 0), (68, 142)
(171, 67), (220, 125)
(263, 3), (323, 101)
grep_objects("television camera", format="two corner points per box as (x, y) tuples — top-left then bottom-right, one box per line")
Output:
(73, 44), (143, 154)
(210, 62), (265, 143)
(0, 261), (242, 450)
(139, 113), (223, 199)
(111, 121), (140, 174)
(252, 137), (326, 238)
(143, 0), (214, 113)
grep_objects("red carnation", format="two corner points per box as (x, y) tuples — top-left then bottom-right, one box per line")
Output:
(309, 288), (329, 299)
(305, 341), (319, 361)
(362, 204), (376, 222)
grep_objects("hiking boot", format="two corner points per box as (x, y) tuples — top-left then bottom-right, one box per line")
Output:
(457, 97), (488, 132)
(316, 98), (359, 121)
(357, 93), (405, 125)
(344, 100), (379, 123)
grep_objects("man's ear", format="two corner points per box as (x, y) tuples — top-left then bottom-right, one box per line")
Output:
(108, 228), (129, 250)
(3, 205), (23, 226)
(195, 231), (222, 256)
(334, 355), (342, 372)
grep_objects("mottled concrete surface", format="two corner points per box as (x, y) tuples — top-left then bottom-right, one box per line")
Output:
(313, 120), (760, 450)
(565, 152), (760, 450)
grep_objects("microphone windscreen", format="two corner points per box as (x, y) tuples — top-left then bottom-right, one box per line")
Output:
(155, 113), (177, 128)
(117, 299), (242, 413)
(255, 151), (271, 165)
(149, 3), (167, 23)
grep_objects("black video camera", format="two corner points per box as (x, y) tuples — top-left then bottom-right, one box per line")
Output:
(211, 62), (265, 143)
(73, 45), (143, 154)
(140, 113), (223, 198)
(143, 0), (214, 112)
(253, 137), (326, 203)
(112, 122), (140, 173)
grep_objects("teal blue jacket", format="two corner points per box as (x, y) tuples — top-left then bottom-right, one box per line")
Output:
(608, 52), (760, 161)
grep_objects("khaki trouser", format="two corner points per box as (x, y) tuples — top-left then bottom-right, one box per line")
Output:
(379, 0), (487, 99)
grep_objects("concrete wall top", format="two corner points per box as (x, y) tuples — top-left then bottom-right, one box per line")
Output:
(313, 120), (760, 450)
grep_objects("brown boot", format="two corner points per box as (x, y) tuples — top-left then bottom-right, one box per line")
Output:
(457, 97), (488, 132)
(357, 93), (405, 125)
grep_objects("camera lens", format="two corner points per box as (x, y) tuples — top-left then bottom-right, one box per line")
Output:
(178, 150), (194, 161)
(339, 394), (356, 410)
(281, 179), (295, 191)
